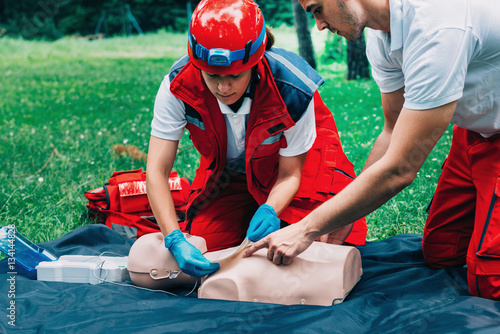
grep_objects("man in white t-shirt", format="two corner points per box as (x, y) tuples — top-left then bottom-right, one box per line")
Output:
(244, 0), (500, 300)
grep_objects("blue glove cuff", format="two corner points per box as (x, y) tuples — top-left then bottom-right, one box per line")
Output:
(246, 204), (281, 242)
(259, 204), (277, 216)
(164, 229), (184, 249)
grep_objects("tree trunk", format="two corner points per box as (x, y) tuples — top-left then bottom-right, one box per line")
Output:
(291, 0), (316, 69)
(346, 31), (370, 80)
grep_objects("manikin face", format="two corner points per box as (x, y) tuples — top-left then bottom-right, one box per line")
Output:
(201, 69), (253, 106)
(298, 0), (364, 42)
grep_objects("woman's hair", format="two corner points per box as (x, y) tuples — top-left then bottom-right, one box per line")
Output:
(265, 27), (275, 50)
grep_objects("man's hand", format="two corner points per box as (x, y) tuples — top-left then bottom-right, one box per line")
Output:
(243, 222), (317, 265)
(246, 204), (281, 242)
(164, 229), (219, 277)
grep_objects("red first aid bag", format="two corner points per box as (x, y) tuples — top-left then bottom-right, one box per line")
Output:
(83, 168), (190, 239)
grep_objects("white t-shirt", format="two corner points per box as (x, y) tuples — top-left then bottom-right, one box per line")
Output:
(366, 0), (500, 137)
(151, 76), (317, 165)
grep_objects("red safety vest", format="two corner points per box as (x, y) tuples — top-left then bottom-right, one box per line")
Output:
(170, 57), (367, 245)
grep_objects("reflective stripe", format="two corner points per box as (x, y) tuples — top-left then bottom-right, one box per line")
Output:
(261, 132), (283, 145)
(476, 191), (498, 258)
(186, 114), (205, 130)
(266, 51), (320, 93)
(335, 168), (355, 180)
(168, 54), (190, 82)
(171, 54), (190, 72)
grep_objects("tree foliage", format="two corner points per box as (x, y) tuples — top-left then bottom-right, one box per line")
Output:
(291, 0), (316, 69)
(0, 0), (369, 80)
(0, 0), (293, 40)
(257, 0), (294, 28)
(347, 33), (370, 80)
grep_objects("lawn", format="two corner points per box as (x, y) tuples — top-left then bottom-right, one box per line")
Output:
(0, 27), (452, 244)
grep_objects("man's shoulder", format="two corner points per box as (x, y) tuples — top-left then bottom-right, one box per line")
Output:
(403, 0), (469, 35)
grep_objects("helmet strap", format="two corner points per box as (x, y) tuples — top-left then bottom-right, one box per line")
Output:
(191, 35), (199, 60)
(243, 40), (253, 64)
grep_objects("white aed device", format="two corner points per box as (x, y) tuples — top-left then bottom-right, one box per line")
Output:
(36, 255), (130, 284)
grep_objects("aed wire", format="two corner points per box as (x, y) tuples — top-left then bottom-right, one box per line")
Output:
(90, 251), (199, 297)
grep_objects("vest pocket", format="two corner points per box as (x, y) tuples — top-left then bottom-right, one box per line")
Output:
(295, 139), (344, 199)
(476, 176), (500, 259)
(251, 154), (279, 189)
(472, 250), (500, 299)
(250, 137), (283, 189)
(294, 140), (324, 198)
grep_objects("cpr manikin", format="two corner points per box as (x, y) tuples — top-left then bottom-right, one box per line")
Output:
(128, 233), (363, 306)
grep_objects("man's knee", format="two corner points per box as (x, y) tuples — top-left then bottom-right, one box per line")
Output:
(422, 232), (467, 269)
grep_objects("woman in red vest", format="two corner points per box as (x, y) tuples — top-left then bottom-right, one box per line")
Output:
(146, 0), (366, 277)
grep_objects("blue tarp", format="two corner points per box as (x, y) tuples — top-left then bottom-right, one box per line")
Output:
(1, 224), (500, 333)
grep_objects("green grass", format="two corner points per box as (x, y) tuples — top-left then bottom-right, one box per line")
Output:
(0, 28), (452, 244)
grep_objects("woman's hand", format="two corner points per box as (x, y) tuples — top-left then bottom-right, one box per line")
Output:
(245, 204), (281, 242)
(164, 229), (219, 277)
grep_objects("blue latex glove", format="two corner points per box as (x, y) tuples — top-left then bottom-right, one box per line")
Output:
(164, 229), (219, 277)
(246, 204), (281, 242)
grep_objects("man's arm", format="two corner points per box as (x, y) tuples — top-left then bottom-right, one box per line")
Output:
(362, 87), (405, 172)
(244, 101), (457, 265)
(317, 87), (405, 244)
(146, 135), (180, 236)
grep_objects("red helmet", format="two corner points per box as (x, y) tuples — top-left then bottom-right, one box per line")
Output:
(188, 0), (267, 75)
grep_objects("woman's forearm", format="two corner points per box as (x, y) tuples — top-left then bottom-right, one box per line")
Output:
(146, 170), (181, 236)
(265, 173), (301, 215)
(265, 153), (306, 215)
(146, 136), (181, 237)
